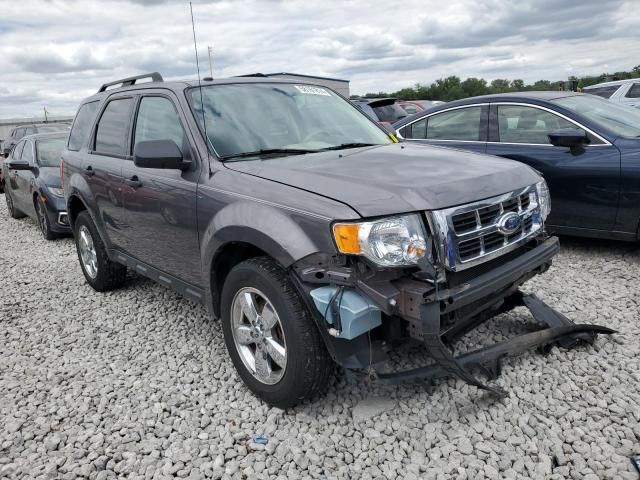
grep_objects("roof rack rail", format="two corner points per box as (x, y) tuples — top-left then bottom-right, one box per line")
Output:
(236, 73), (268, 77)
(98, 72), (163, 93)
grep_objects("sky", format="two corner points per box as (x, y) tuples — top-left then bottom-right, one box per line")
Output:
(0, 0), (639, 118)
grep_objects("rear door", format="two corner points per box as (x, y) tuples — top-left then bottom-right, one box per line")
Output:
(485, 103), (620, 231)
(87, 96), (134, 248)
(396, 104), (489, 154)
(121, 93), (201, 286)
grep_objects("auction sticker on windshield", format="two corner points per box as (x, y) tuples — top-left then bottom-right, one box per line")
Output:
(295, 85), (331, 96)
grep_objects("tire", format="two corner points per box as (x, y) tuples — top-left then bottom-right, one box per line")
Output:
(5, 191), (25, 219)
(74, 210), (126, 291)
(35, 196), (57, 240)
(221, 257), (333, 408)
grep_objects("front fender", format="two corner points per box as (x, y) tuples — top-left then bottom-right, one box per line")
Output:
(201, 200), (331, 271)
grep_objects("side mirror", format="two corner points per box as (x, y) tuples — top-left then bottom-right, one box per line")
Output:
(134, 140), (189, 170)
(548, 129), (589, 148)
(7, 161), (32, 171)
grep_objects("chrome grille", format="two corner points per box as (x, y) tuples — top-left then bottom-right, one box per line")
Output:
(430, 186), (542, 271)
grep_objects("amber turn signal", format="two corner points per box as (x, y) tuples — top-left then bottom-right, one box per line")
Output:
(332, 223), (362, 254)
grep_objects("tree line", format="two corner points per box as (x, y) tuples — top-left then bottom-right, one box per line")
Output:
(354, 65), (640, 102)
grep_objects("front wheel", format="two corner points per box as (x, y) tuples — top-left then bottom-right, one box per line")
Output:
(35, 197), (56, 240)
(74, 211), (126, 291)
(221, 257), (333, 408)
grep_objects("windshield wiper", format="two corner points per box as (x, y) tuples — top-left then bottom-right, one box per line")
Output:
(319, 142), (380, 151)
(222, 148), (319, 161)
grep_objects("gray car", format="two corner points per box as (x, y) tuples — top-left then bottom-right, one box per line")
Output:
(60, 73), (610, 407)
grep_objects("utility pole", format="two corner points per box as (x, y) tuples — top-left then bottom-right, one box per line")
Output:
(207, 45), (213, 78)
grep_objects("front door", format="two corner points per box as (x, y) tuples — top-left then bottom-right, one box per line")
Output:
(486, 103), (620, 231)
(397, 105), (489, 155)
(121, 94), (201, 286)
(6, 141), (27, 209)
(14, 139), (37, 214)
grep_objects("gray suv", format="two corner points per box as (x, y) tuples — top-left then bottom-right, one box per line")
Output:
(62, 73), (610, 407)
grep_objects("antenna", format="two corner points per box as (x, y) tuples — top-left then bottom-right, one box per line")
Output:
(190, 2), (212, 176)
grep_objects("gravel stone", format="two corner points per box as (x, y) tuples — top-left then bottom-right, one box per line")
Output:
(0, 200), (638, 479)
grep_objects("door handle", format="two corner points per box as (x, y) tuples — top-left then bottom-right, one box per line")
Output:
(125, 176), (142, 189)
(84, 166), (95, 177)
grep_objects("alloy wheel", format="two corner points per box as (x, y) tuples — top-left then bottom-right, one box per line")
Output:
(37, 200), (48, 238)
(5, 193), (14, 216)
(78, 225), (98, 279)
(231, 287), (287, 385)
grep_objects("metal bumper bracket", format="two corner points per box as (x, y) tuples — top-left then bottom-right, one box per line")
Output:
(377, 292), (615, 396)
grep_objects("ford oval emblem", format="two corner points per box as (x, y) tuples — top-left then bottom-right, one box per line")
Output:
(497, 212), (522, 235)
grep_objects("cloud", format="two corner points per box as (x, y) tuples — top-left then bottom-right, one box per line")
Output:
(0, 0), (638, 118)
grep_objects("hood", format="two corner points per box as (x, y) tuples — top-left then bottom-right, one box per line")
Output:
(37, 167), (62, 188)
(224, 143), (541, 217)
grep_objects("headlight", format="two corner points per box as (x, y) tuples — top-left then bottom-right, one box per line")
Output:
(535, 180), (551, 221)
(48, 187), (64, 197)
(333, 214), (428, 267)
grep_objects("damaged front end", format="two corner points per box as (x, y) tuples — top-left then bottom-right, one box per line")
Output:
(290, 186), (614, 397)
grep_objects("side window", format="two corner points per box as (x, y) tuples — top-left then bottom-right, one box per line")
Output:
(68, 101), (100, 151)
(12, 141), (25, 161)
(410, 119), (427, 139)
(625, 83), (640, 98)
(426, 106), (482, 141)
(497, 105), (582, 144)
(133, 96), (187, 155)
(15, 128), (25, 140)
(24, 127), (35, 135)
(95, 98), (134, 156)
(20, 141), (34, 164)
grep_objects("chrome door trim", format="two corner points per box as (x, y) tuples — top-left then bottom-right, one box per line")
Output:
(395, 101), (611, 147)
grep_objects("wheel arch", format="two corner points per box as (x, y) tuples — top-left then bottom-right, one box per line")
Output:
(201, 202), (329, 318)
(67, 194), (88, 231)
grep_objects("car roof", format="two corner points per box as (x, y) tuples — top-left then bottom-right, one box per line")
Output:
(424, 91), (583, 109)
(21, 132), (68, 142)
(583, 79), (637, 89)
(12, 123), (69, 131)
(79, 76), (333, 104)
(393, 91), (589, 128)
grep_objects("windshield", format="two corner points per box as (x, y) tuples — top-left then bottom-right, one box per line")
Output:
(190, 83), (392, 159)
(36, 137), (66, 167)
(552, 95), (640, 138)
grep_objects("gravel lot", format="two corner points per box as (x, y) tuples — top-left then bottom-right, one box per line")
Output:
(1, 198), (639, 480)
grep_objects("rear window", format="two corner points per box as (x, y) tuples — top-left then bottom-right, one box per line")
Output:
(584, 86), (619, 99)
(372, 104), (407, 123)
(68, 101), (100, 151)
(94, 98), (134, 156)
